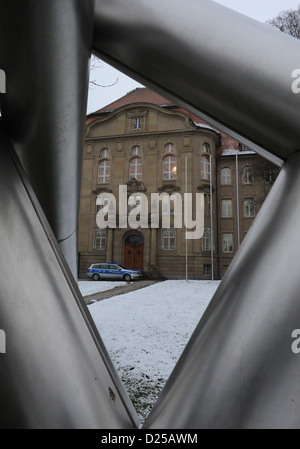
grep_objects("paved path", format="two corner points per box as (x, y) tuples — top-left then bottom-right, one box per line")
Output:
(83, 279), (164, 305)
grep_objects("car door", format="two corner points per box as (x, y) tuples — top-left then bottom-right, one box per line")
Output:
(99, 263), (110, 279)
(109, 264), (123, 279)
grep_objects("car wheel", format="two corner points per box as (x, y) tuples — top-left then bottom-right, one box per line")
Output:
(92, 273), (100, 281)
(123, 274), (131, 282)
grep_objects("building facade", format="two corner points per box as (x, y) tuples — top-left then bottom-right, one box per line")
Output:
(78, 88), (279, 279)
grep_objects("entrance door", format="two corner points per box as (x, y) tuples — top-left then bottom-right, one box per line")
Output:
(124, 235), (144, 270)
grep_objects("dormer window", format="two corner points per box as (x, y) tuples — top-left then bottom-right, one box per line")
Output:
(133, 117), (142, 130)
(127, 110), (147, 132)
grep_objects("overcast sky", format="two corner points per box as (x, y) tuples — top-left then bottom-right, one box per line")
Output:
(87, 0), (300, 113)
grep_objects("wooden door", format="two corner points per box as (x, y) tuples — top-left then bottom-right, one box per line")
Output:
(124, 235), (144, 269)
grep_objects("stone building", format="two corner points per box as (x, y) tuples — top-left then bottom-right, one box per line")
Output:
(78, 88), (279, 279)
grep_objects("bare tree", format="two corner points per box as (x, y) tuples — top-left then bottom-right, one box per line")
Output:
(89, 55), (119, 89)
(266, 6), (300, 39)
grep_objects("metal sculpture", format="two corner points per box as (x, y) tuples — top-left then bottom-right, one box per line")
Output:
(0, 0), (300, 429)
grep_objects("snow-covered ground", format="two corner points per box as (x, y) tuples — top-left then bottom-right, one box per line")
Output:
(78, 280), (220, 423)
(78, 280), (127, 296)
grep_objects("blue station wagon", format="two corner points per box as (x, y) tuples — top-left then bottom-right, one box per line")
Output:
(87, 263), (142, 282)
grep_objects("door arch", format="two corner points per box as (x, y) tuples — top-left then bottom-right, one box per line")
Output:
(124, 234), (144, 270)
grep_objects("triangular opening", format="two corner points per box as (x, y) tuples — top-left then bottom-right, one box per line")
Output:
(80, 279), (220, 423)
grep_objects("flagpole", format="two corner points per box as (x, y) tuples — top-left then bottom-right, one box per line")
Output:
(210, 154), (214, 281)
(185, 156), (188, 281)
(236, 150), (240, 248)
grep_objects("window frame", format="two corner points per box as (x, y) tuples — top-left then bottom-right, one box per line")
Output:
(203, 264), (212, 276)
(162, 154), (177, 180)
(163, 142), (176, 155)
(130, 145), (142, 156)
(99, 148), (109, 159)
(221, 167), (232, 185)
(162, 228), (176, 250)
(97, 159), (110, 184)
(243, 198), (255, 218)
(200, 155), (210, 181)
(129, 156), (143, 181)
(222, 233), (233, 253)
(242, 166), (254, 185)
(202, 142), (210, 154)
(133, 117), (142, 130)
(221, 199), (233, 218)
(202, 227), (211, 251)
(93, 228), (107, 251)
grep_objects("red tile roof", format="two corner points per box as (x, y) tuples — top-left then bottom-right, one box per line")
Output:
(94, 87), (175, 113)
(86, 87), (240, 152)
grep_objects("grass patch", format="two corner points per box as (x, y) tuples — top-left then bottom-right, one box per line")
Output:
(120, 365), (166, 423)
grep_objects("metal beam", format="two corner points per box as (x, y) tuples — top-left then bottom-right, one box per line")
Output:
(0, 124), (139, 429)
(93, 0), (300, 165)
(0, 0), (95, 278)
(144, 151), (300, 428)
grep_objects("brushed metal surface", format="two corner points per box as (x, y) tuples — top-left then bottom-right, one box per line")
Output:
(0, 0), (95, 278)
(144, 151), (300, 428)
(1, 0), (300, 429)
(0, 125), (139, 429)
(93, 0), (300, 165)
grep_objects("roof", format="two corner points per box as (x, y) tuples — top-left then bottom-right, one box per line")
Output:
(93, 87), (175, 113)
(86, 87), (234, 149)
(86, 87), (218, 134)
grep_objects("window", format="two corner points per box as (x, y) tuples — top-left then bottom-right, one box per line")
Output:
(202, 227), (211, 251)
(204, 193), (211, 215)
(201, 155), (210, 180)
(99, 148), (109, 158)
(162, 196), (175, 215)
(128, 194), (142, 213)
(221, 167), (231, 185)
(164, 143), (176, 154)
(242, 166), (254, 184)
(131, 145), (142, 156)
(163, 155), (177, 180)
(98, 160), (110, 183)
(203, 264), (211, 276)
(244, 198), (255, 218)
(222, 199), (233, 218)
(133, 117), (142, 130)
(95, 195), (109, 214)
(222, 233), (233, 253)
(202, 143), (210, 154)
(93, 229), (107, 251)
(162, 228), (176, 250)
(264, 166), (279, 184)
(129, 157), (143, 181)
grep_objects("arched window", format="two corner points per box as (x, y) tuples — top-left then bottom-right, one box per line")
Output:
(201, 155), (210, 180)
(202, 227), (211, 251)
(264, 166), (279, 184)
(242, 166), (254, 184)
(163, 143), (176, 154)
(130, 145), (142, 156)
(99, 148), (109, 158)
(221, 167), (231, 185)
(244, 198), (255, 217)
(163, 155), (177, 180)
(202, 142), (210, 154)
(129, 157), (143, 181)
(98, 160), (110, 183)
